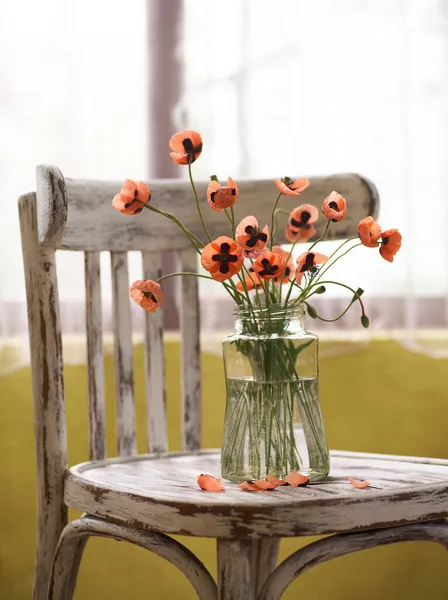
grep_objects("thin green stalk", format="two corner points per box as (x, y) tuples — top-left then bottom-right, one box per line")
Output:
(307, 220), (330, 252)
(312, 241), (362, 284)
(138, 201), (204, 251)
(188, 163), (212, 242)
(269, 193), (282, 248)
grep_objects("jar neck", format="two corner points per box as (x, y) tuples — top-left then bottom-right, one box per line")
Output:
(234, 304), (305, 336)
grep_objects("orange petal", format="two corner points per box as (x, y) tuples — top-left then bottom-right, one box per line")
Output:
(253, 479), (276, 490)
(291, 178), (310, 194)
(197, 474), (224, 492)
(285, 472), (310, 487)
(349, 477), (370, 489)
(266, 474), (288, 486)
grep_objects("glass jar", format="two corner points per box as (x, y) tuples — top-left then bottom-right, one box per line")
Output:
(221, 304), (329, 483)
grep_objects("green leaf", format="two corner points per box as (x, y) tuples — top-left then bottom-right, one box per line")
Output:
(315, 285), (326, 294)
(361, 314), (370, 328)
(306, 304), (318, 319)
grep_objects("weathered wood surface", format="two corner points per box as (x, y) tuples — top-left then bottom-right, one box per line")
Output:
(142, 251), (167, 453)
(48, 516), (217, 600)
(179, 247), (201, 451)
(251, 539), (280, 595)
(84, 251), (106, 461)
(218, 539), (254, 600)
(35, 165), (379, 251)
(19, 193), (68, 600)
(64, 450), (448, 539)
(110, 252), (136, 457)
(259, 521), (448, 600)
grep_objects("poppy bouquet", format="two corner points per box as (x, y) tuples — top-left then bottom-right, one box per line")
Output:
(113, 130), (402, 482)
(113, 130), (401, 323)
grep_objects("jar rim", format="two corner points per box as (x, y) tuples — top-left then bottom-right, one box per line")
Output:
(234, 302), (305, 320)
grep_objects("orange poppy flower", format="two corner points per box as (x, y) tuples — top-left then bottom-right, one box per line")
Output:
(349, 477), (370, 489)
(285, 472), (310, 487)
(236, 216), (269, 255)
(266, 474), (288, 486)
(285, 203), (319, 243)
(129, 280), (163, 312)
(201, 236), (244, 282)
(380, 229), (402, 263)
(197, 474), (224, 492)
(207, 177), (239, 211)
(235, 268), (263, 292)
(295, 252), (329, 284)
(112, 179), (150, 215)
(275, 176), (310, 196)
(238, 479), (276, 491)
(253, 249), (286, 280)
(169, 130), (203, 165)
(272, 246), (295, 284)
(358, 216), (382, 248)
(284, 224), (316, 243)
(322, 191), (347, 222)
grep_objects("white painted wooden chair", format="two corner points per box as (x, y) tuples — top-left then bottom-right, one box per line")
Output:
(20, 166), (448, 600)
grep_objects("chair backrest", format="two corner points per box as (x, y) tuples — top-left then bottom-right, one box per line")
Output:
(19, 165), (378, 509)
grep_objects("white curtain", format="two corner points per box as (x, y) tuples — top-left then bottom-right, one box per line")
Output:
(0, 0), (148, 369)
(1, 0), (448, 371)
(180, 0), (448, 354)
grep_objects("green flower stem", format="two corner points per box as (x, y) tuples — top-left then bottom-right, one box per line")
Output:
(304, 299), (356, 323)
(269, 193), (282, 248)
(224, 207), (236, 238)
(307, 220), (330, 252)
(312, 240), (362, 285)
(138, 201), (204, 252)
(188, 163), (212, 242)
(155, 271), (244, 304)
(305, 279), (366, 315)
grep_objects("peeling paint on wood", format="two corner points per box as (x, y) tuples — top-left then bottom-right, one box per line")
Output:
(111, 252), (136, 457)
(64, 450), (448, 539)
(84, 251), (106, 460)
(48, 516), (217, 600)
(258, 521), (448, 600)
(35, 167), (379, 251)
(179, 247), (201, 451)
(142, 251), (167, 453)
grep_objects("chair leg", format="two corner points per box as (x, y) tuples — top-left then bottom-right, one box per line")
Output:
(251, 539), (280, 595)
(217, 539), (255, 600)
(32, 511), (68, 600)
(47, 526), (89, 600)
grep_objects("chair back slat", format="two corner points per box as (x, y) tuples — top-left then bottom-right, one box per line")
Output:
(35, 167), (379, 252)
(178, 247), (201, 450)
(111, 251), (136, 457)
(142, 251), (167, 453)
(84, 251), (106, 460)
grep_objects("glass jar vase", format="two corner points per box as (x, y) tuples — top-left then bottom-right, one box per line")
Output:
(221, 304), (329, 483)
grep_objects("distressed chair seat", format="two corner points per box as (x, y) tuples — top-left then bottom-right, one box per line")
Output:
(65, 450), (448, 539)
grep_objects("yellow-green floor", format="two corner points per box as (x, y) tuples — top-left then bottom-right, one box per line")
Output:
(1, 340), (448, 599)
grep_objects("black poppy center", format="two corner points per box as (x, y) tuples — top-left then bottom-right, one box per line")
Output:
(181, 138), (202, 164)
(244, 225), (268, 248)
(212, 242), (238, 274)
(290, 210), (311, 229)
(382, 237), (389, 245)
(328, 200), (338, 210)
(258, 258), (279, 277)
(300, 253), (316, 273)
(142, 291), (157, 303)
